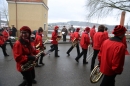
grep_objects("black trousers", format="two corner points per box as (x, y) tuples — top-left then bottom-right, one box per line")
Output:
(36, 53), (45, 64)
(100, 74), (117, 86)
(21, 68), (35, 86)
(91, 49), (100, 71)
(67, 43), (80, 56)
(62, 35), (66, 41)
(76, 48), (88, 62)
(5, 39), (13, 49)
(0, 43), (8, 56)
(49, 44), (58, 56)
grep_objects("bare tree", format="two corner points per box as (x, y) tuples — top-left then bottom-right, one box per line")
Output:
(86, 0), (130, 23)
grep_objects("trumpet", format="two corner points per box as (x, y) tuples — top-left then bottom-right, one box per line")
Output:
(21, 51), (44, 71)
(90, 65), (103, 83)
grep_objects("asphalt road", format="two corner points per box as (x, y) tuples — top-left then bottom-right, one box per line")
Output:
(0, 42), (130, 86)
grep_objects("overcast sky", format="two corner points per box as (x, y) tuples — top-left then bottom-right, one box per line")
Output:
(48, 0), (129, 25)
(1, 0), (129, 25)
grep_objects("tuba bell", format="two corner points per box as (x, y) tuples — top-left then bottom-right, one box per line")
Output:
(72, 38), (78, 47)
(56, 32), (62, 41)
(90, 65), (103, 83)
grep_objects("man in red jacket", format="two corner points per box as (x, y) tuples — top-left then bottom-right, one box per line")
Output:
(34, 27), (45, 67)
(75, 27), (90, 64)
(66, 28), (80, 57)
(2, 27), (13, 49)
(91, 25), (106, 71)
(98, 25), (126, 86)
(90, 25), (96, 46)
(0, 29), (9, 56)
(104, 27), (109, 39)
(13, 26), (39, 86)
(47, 26), (60, 57)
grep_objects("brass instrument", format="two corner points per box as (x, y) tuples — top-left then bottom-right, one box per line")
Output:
(36, 42), (40, 50)
(90, 65), (103, 83)
(56, 32), (62, 41)
(21, 51), (44, 72)
(72, 38), (78, 47)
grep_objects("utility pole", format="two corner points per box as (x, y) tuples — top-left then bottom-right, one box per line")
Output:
(0, 11), (1, 28)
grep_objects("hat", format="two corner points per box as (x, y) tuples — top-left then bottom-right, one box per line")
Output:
(112, 25), (127, 36)
(20, 26), (31, 35)
(76, 28), (80, 32)
(54, 26), (59, 30)
(85, 27), (90, 32)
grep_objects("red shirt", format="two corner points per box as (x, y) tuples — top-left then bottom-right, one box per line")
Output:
(104, 31), (109, 39)
(34, 34), (43, 48)
(2, 30), (9, 41)
(51, 31), (58, 44)
(98, 39), (126, 75)
(93, 32), (106, 50)
(0, 35), (5, 45)
(73, 32), (80, 41)
(80, 33), (90, 49)
(90, 28), (96, 41)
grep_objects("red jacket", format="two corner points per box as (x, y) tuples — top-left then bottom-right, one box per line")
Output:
(90, 28), (96, 41)
(34, 34), (43, 48)
(0, 35), (5, 45)
(122, 36), (127, 49)
(104, 31), (109, 39)
(80, 33), (90, 49)
(73, 32), (80, 41)
(2, 30), (9, 41)
(98, 39), (126, 75)
(13, 40), (39, 72)
(93, 32), (106, 50)
(51, 31), (58, 44)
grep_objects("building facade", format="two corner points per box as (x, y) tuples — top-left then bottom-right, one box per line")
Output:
(7, 0), (48, 36)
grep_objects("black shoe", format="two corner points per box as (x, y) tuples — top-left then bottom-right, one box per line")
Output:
(75, 58), (79, 63)
(19, 81), (27, 86)
(39, 62), (45, 65)
(66, 52), (70, 56)
(83, 61), (88, 64)
(58, 50), (60, 51)
(55, 55), (60, 57)
(35, 64), (41, 67)
(4, 54), (9, 56)
(32, 80), (37, 84)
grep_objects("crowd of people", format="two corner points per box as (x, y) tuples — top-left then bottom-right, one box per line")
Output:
(0, 24), (128, 86)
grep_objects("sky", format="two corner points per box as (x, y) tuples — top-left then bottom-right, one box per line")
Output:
(1, 0), (129, 25)
(48, 0), (124, 25)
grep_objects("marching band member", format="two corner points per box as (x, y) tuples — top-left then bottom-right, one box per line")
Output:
(0, 29), (9, 56)
(75, 27), (90, 64)
(2, 27), (13, 49)
(104, 27), (109, 39)
(91, 25), (106, 71)
(90, 25), (96, 46)
(13, 26), (39, 86)
(34, 27), (45, 67)
(66, 28), (80, 57)
(98, 25), (126, 86)
(47, 26), (60, 57)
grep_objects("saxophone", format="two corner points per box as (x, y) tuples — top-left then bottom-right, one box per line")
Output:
(21, 51), (44, 71)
